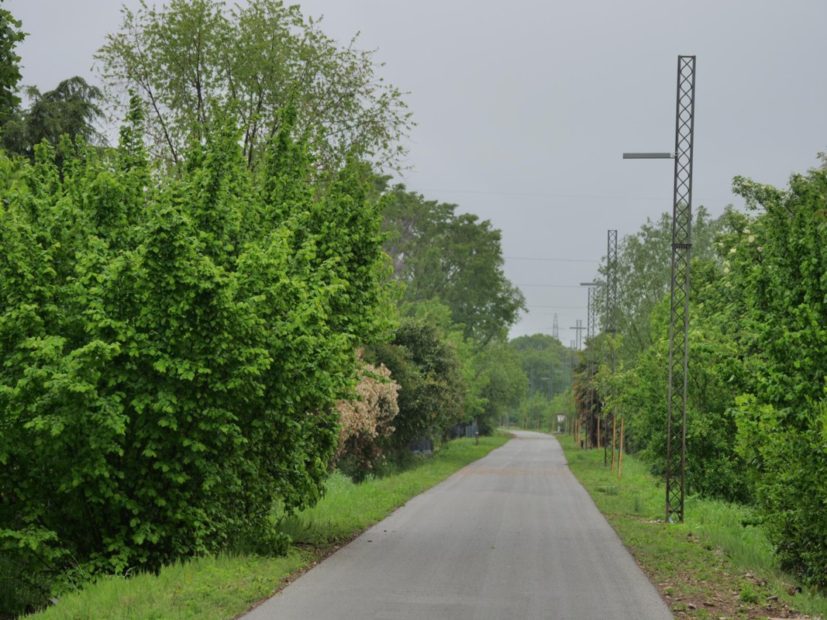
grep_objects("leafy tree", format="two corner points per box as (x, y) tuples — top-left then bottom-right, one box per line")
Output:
(96, 0), (410, 170)
(510, 333), (572, 400)
(399, 299), (484, 422)
(573, 207), (752, 499)
(473, 342), (527, 433)
(0, 0), (24, 124)
(604, 287), (750, 502)
(519, 393), (554, 431)
(383, 185), (525, 344)
(2, 76), (103, 158)
(591, 208), (723, 365)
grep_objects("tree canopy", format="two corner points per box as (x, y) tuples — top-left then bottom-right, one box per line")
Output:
(382, 184), (526, 344)
(0, 1), (24, 124)
(2, 76), (103, 158)
(96, 0), (411, 171)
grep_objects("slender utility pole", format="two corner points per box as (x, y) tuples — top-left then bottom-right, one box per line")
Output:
(606, 230), (618, 468)
(606, 230), (618, 337)
(665, 56), (696, 523)
(570, 340), (577, 443)
(586, 288), (594, 449)
(581, 281), (599, 450)
(622, 56), (697, 522)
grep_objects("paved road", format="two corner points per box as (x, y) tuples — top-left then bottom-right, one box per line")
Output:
(244, 431), (672, 620)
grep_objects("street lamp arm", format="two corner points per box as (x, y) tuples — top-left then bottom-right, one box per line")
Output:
(622, 152), (675, 159)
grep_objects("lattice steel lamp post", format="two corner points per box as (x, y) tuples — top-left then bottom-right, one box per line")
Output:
(623, 55), (696, 523)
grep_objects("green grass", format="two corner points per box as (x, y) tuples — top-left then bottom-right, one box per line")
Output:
(29, 553), (309, 620)
(28, 434), (510, 620)
(558, 434), (827, 619)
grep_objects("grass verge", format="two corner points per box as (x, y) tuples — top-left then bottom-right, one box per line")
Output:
(557, 434), (826, 620)
(28, 434), (510, 620)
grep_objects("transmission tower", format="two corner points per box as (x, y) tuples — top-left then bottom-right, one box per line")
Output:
(665, 56), (696, 523)
(570, 320), (585, 351)
(552, 313), (559, 340)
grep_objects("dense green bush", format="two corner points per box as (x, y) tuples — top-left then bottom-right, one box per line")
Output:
(726, 171), (827, 588)
(0, 101), (389, 610)
(367, 319), (465, 454)
(608, 307), (751, 503)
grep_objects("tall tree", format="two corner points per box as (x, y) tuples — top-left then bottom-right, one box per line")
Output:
(510, 333), (571, 400)
(0, 0), (24, 125)
(3, 76), (103, 158)
(96, 0), (411, 171)
(591, 207), (723, 364)
(383, 185), (525, 344)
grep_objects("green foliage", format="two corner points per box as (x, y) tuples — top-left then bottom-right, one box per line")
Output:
(383, 185), (526, 344)
(367, 319), (465, 453)
(472, 342), (527, 433)
(510, 333), (572, 399)
(575, 208), (750, 500)
(517, 393), (553, 430)
(96, 0), (411, 171)
(726, 170), (827, 588)
(0, 101), (388, 615)
(378, 185), (528, 439)
(592, 207), (723, 365)
(29, 435), (508, 620)
(0, 1), (24, 124)
(600, 167), (827, 588)
(607, 300), (751, 501)
(2, 76), (103, 159)
(508, 333), (572, 431)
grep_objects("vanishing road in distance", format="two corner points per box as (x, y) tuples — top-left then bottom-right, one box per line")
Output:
(244, 430), (671, 620)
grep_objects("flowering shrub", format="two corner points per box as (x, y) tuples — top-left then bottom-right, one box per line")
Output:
(335, 361), (399, 479)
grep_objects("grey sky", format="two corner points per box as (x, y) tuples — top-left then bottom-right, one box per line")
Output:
(10, 0), (827, 340)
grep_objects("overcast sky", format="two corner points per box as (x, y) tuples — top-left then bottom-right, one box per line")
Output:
(9, 0), (827, 341)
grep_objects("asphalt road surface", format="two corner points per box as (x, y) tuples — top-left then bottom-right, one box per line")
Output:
(244, 431), (672, 620)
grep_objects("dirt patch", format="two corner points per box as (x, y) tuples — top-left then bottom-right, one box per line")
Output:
(632, 530), (811, 619)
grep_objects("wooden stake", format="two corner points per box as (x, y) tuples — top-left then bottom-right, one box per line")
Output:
(618, 417), (625, 479)
(611, 415), (617, 472)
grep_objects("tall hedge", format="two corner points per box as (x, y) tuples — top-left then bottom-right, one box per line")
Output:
(726, 171), (827, 588)
(0, 100), (389, 607)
